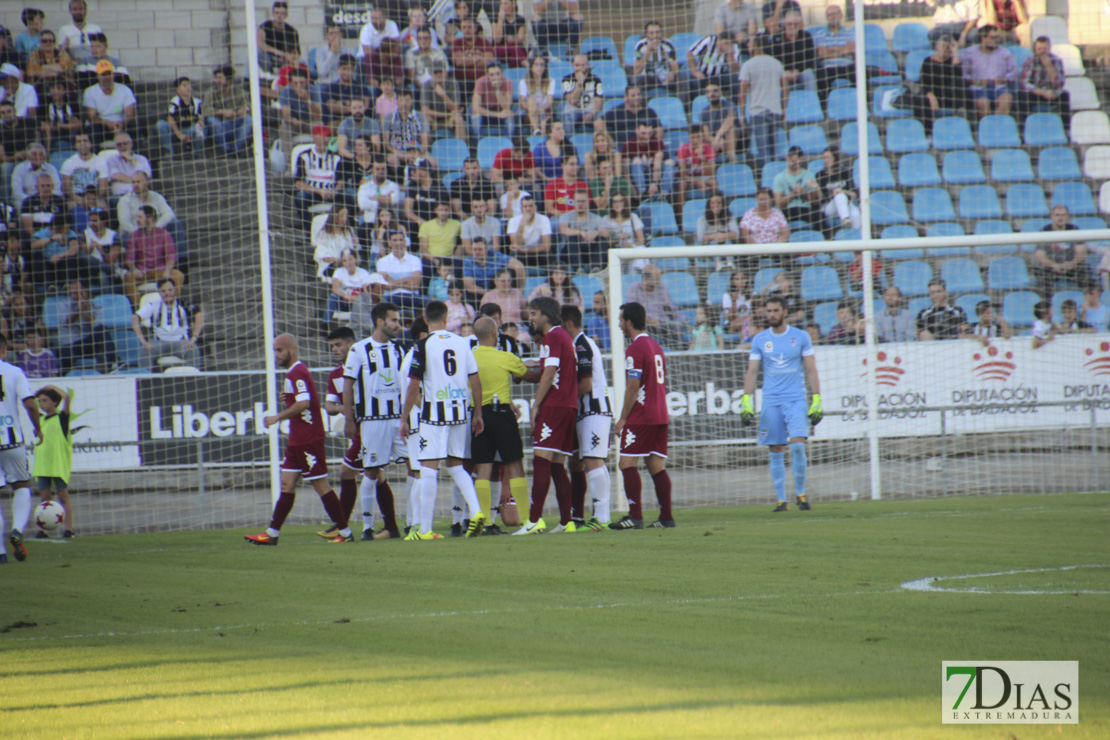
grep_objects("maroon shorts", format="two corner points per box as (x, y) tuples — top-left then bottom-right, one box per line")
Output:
(281, 440), (329, 480)
(532, 406), (577, 456)
(343, 428), (363, 471)
(619, 423), (669, 458)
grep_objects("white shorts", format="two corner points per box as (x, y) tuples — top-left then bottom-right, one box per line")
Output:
(359, 418), (407, 469)
(576, 415), (612, 459)
(0, 446), (30, 484)
(406, 426), (422, 473)
(414, 422), (471, 462)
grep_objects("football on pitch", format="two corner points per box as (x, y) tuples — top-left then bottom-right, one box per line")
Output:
(35, 501), (66, 530)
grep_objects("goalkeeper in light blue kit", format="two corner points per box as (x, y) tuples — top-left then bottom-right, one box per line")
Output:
(740, 295), (823, 512)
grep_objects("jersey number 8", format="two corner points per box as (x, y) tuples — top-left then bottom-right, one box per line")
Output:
(654, 355), (665, 384)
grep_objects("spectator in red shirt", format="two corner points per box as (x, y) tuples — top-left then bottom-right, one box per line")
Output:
(122, 205), (184, 308)
(491, 134), (538, 189)
(676, 124), (717, 204)
(451, 18), (494, 84)
(623, 122), (675, 200)
(470, 62), (515, 140)
(544, 154), (591, 218)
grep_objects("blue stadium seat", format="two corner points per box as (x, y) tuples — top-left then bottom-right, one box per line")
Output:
(870, 190), (909, 225)
(662, 271), (700, 307)
(42, 296), (69, 329)
(1002, 290), (1041, 327)
(912, 187), (957, 223)
(827, 88), (857, 121)
(580, 36), (620, 64)
(886, 118), (929, 154)
(795, 253), (832, 267)
(546, 42), (572, 61)
(788, 124), (828, 155)
(1052, 181), (1097, 216)
(571, 274), (604, 300)
(873, 85), (912, 119)
(1024, 113), (1069, 147)
(942, 150), (986, 184)
(663, 129), (690, 159)
(834, 228), (861, 241)
(790, 230), (825, 243)
(639, 201), (679, 235)
(761, 161), (787, 189)
(955, 293), (991, 320)
(863, 23), (888, 50)
(477, 136), (511, 170)
(753, 267), (782, 294)
(840, 122), (882, 156)
(307, 47), (318, 78)
(49, 150), (76, 173)
(894, 261), (933, 297)
(978, 115), (1021, 148)
(1006, 184), (1050, 218)
(549, 62), (573, 97)
(113, 330), (145, 368)
(988, 256), (1033, 291)
(1019, 218), (1051, 233)
(990, 149), (1035, 182)
(717, 164), (756, 197)
(523, 276), (547, 296)
(813, 301), (840, 336)
(504, 67), (527, 99)
(67, 369), (102, 377)
(907, 296), (931, 317)
(728, 197), (757, 220)
(972, 220), (1017, 256)
(786, 90), (824, 124)
(600, 98), (623, 117)
(898, 153), (942, 187)
(893, 23), (931, 53)
(808, 157), (825, 175)
(941, 258), (985, 294)
(431, 138), (469, 172)
(879, 226), (922, 260)
(570, 132), (594, 161)
(588, 58), (623, 77)
(650, 97), (688, 130)
(706, 271), (732, 303)
(800, 265), (844, 302)
(925, 223), (969, 257)
(867, 48), (901, 78)
(594, 65), (628, 99)
(649, 236), (686, 249)
(1051, 289), (1085, 317)
(682, 198), (707, 234)
(903, 50), (932, 82)
(749, 127), (789, 161)
(1009, 45), (1034, 69)
(1074, 216), (1108, 231)
(959, 185), (1004, 219)
(92, 294), (134, 329)
(1038, 147), (1081, 180)
(690, 95), (710, 122)
(670, 32), (702, 61)
(442, 171), (465, 189)
(624, 35), (643, 66)
(933, 117), (975, 150)
(853, 155), (895, 189)
(621, 271), (642, 300)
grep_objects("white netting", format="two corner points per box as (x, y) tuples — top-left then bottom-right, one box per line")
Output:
(1, 1), (1107, 533)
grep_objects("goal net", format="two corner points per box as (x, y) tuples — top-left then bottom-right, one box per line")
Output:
(5, 0), (1107, 535)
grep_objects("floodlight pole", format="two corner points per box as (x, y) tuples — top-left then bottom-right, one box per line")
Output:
(853, 0), (883, 499)
(245, 0), (282, 507)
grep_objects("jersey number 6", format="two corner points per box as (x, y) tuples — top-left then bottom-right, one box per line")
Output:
(443, 349), (457, 376)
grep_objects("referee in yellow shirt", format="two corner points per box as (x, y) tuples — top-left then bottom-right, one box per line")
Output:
(471, 316), (540, 534)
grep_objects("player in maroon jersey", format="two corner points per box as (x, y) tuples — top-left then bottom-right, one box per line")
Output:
(611, 302), (675, 530)
(512, 296), (579, 534)
(318, 327), (366, 537)
(244, 333), (354, 545)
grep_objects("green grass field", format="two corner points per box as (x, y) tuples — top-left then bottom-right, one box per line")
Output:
(3, 493), (1108, 739)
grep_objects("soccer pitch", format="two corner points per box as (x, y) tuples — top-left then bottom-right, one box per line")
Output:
(3, 493), (1107, 739)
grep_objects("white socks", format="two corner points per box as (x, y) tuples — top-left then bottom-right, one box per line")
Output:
(446, 465), (480, 517)
(360, 475), (376, 527)
(12, 488), (32, 534)
(406, 475), (418, 528)
(587, 467), (611, 523)
(419, 466), (439, 534)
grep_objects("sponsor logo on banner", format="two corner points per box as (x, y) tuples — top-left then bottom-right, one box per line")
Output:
(1065, 341), (1110, 410)
(1082, 341), (1110, 377)
(972, 345), (1017, 382)
(860, 351), (905, 387)
(942, 661), (1078, 724)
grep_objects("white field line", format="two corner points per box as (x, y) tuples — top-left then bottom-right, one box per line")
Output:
(0, 589), (897, 644)
(901, 564), (1110, 595)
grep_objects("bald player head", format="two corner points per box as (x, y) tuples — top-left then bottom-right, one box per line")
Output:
(273, 333), (299, 368)
(473, 316), (499, 345)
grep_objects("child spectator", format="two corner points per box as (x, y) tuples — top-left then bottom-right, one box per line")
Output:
(1081, 284), (1109, 332)
(17, 328), (58, 378)
(1031, 301), (1058, 349)
(3, 293), (36, 350)
(156, 76), (205, 159)
(676, 125), (717, 203)
(826, 301), (864, 345)
(499, 172), (530, 220)
(689, 306), (723, 351)
(2, 229), (28, 299)
(428, 260), (454, 301)
(14, 8), (45, 64)
(444, 283), (475, 333)
(375, 77), (399, 126)
(1058, 299), (1096, 334)
(32, 385), (75, 538)
(39, 80), (81, 152)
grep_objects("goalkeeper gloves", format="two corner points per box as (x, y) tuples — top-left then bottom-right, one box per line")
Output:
(740, 394), (754, 426)
(808, 394), (823, 426)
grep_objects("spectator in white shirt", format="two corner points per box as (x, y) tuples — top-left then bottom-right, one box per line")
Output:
(357, 158), (403, 225)
(358, 8), (401, 58)
(103, 132), (151, 199)
(83, 59), (137, 146)
(57, 0), (103, 65)
(0, 64), (39, 119)
(375, 228), (426, 314)
(131, 278), (204, 370)
(59, 132), (108, 205)
(506, 195), (553, 270)
(10, 143), (61, 203)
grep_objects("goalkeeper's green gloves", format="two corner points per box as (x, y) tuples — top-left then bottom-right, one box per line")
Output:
(740, 394), (754, 426)
(808, 394), (823, 426)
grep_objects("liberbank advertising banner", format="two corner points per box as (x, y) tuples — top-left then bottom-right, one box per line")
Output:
(47, 335), (1110, 471)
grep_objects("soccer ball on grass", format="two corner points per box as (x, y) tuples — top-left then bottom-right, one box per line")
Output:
(35, 501), (66, 531)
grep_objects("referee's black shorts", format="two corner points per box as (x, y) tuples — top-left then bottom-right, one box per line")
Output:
(471, 404), (524, 465)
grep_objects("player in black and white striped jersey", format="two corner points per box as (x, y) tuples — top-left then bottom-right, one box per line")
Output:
(400, 301), (486, 540)
(561, 306), (613, 531)
(0, 333), (43, 562)
(469, 302), (523, 356)
(342, 302), (405, 540)
(398, 317), (429, 535)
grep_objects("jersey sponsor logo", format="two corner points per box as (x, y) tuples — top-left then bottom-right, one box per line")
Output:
(590, 431), (601, 449)
(625, 355), (635, 369)
(790, 337), (797, 346)
(540, 344), (551, 359)
(768, 353), (790, 370)
(379, 371), (395, 385)
(436, 386), (469, 400)
(539, 423), (553, 441)
(623, 428), (637, 448)
(764, 341), (774, 353)
(418, 435), (428, 451)
(305, 451), (318, 469)
(637, 387), (646, 405)
(552, 370), (560, 389)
